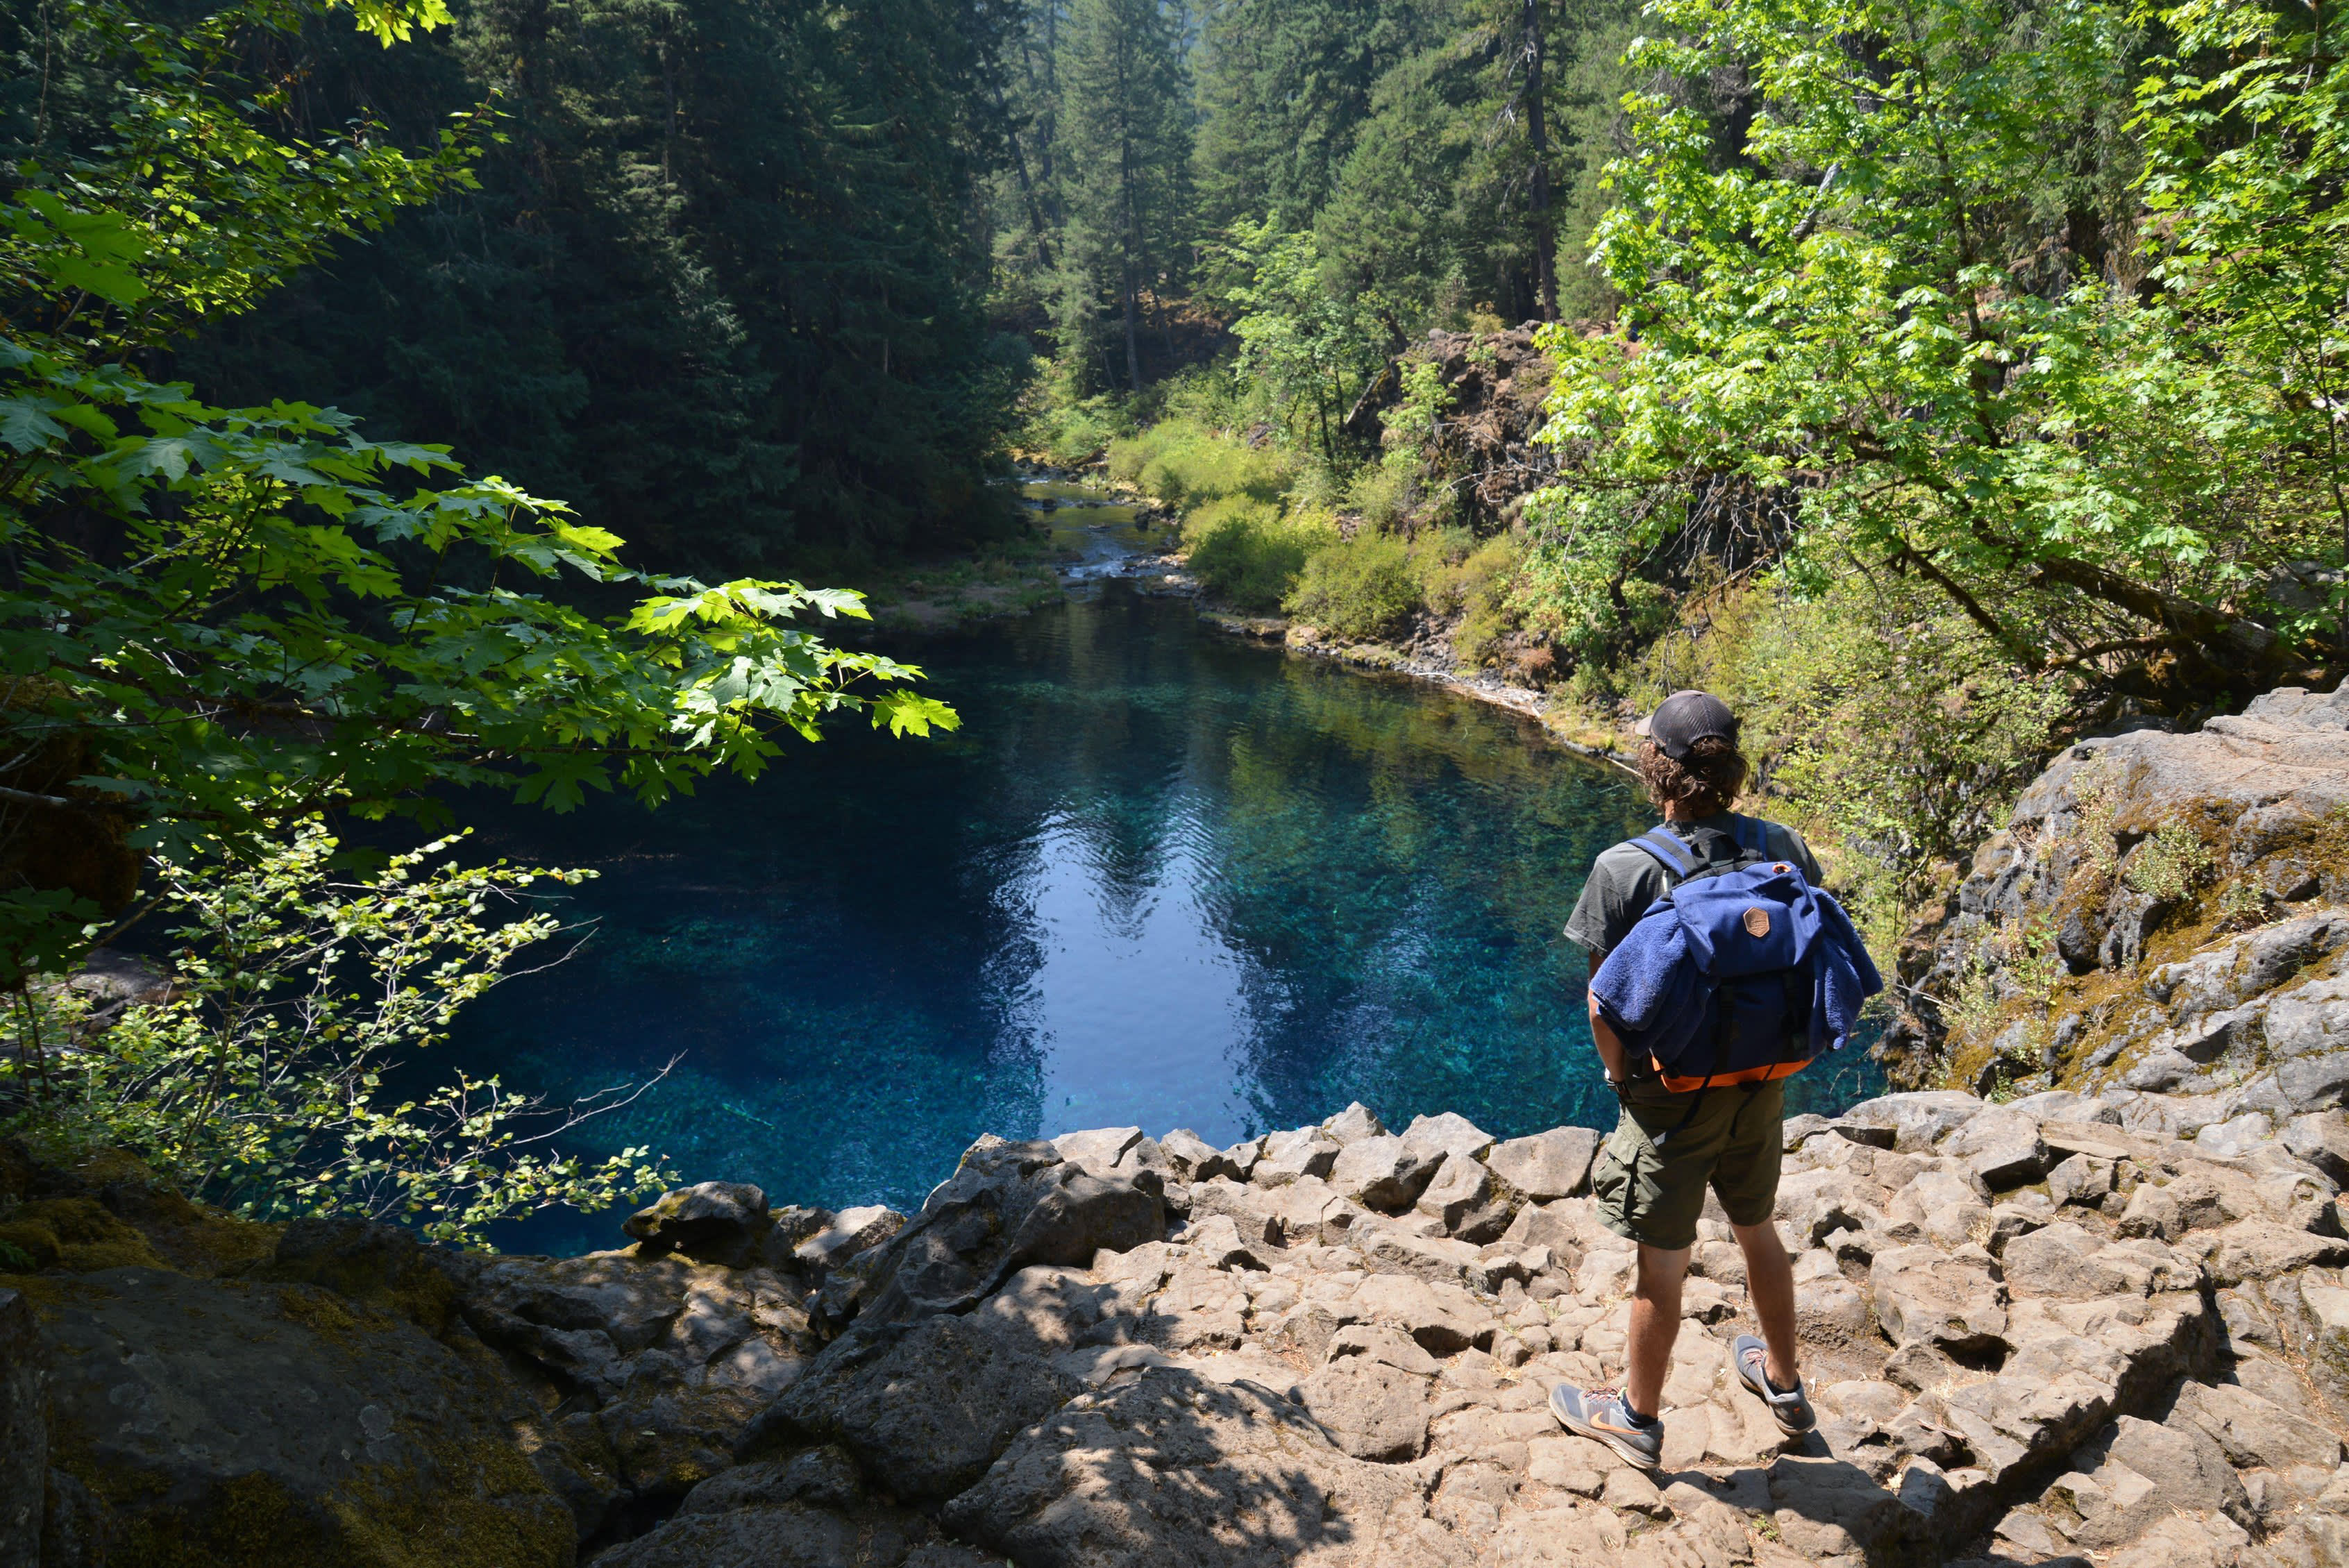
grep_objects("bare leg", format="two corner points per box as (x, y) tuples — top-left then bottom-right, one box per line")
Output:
(1624, 1243), (1690, 1420)
(1733, 1218), (1800, 1389)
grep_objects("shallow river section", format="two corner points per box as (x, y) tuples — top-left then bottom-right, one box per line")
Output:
(451, 582), (1879, 1250)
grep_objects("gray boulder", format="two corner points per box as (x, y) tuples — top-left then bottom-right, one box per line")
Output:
(2282, 1111), (2349, 1184)
(2116, 1174), (2241, 1242)
(593, 1499), (987, 1567)
(1882, 1167), (1990, 1249)
(852, 1136), (1163, 1330)
(941, 1368), (1429, 1567)
(1483, 1127), (1600, 1200)
(1159, 1129), (1244, 1182)
(1345, 1271), (1494, 1355)
(749, 1312), (1083, 1504)
(2006, 1221), (2197, 1298)
(1413, 1153), (1502, 1238)
(1327, 1135), (1439, 1211)
(1297, 1358), (1429, 1462)
(677, 1444), (864, 1515)
(34, 1264), (581, 1564)
(2262, 976), (2349, 1063)
(2177, 1380), (2346, 1474)
(1869, 1246), (2009, 1356)
(795, 1205), (907, 1272)
(1177, 1212), (1268, 1271)
(1944, 1107), (2049, 1189)
(1399, 1111), (1495, 1165)
(1320, 1102), (1388, 1145)
(2279, 1047), (2349, 1111)
(2048, 1152), (2117, 1208)
(1051, 1127), (1172, 1184)
(625, 1181), (778, 1265)
(1839, 1091), (1984, 1152)
(1252, 1128), (1340, 1186)
(1, 1289), (41, 1565)
(2086, 1414), (2253, 1536)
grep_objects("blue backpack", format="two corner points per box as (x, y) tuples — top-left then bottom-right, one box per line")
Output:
(1609, 816), (1878, 1093)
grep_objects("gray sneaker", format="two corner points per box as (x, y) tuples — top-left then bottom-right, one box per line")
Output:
(1733, 1334), (1815, 1435)
(1548, 1383), (1665, 1469)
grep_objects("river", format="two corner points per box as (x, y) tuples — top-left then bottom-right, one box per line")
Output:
(448, 494), (1882, 1253)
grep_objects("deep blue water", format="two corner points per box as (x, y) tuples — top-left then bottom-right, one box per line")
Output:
(450, 581), (1882, 1253)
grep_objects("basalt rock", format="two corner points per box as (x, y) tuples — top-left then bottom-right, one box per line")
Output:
(12, 1083), (2349, 1568)
(1, 1288), (43, 1563)
(31, 1263), (583, 1567)
(1898, 682), (2349, 1099)
(848, 1136), (1164, 1331)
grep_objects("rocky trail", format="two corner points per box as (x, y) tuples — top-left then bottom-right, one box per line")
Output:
(12, 692), (2349, 1568)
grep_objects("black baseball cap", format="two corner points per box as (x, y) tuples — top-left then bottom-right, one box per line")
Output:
(1638, 689), (1740, 761)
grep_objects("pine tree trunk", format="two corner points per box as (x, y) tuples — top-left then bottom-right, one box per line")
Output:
(1523, 0), (1557, 322)
(1003, 111), (1056, 271)
(1123, 270), (1143, 391)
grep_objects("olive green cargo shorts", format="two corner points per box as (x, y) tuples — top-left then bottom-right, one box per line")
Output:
(1591, 1077), (1785, 1251)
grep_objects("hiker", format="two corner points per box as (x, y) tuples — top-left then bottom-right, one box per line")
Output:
(1547, 689), (1882, 1469)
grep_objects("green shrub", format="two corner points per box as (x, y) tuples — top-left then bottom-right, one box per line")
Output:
(1286, 532), (1420, 641)
(3, 822), (674, 1246)
(1615, 570), (2066, 948)
(1346, 455), (1416, 530)
(1034, 396), (1129, 466)
(2125, 821), (2216, 903)
(1436, 534), (1526, 666)
(1109, 420), (1291, 508)
(1184, 498), (1331, 610)
(1156, 364), (1256, 430)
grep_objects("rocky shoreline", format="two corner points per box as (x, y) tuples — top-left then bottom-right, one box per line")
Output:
(8, 1059), (2349, 1567)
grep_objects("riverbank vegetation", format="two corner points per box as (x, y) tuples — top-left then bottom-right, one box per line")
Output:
(1007, 0), (2349, 956)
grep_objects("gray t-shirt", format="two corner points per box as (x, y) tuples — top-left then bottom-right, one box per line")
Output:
(1564, 813), (1824, 968)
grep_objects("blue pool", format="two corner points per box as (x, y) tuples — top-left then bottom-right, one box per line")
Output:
(448, 580), (1881, 1252)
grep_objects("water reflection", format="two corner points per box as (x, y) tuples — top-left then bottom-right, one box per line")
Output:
(449, 582), (1880, 1251)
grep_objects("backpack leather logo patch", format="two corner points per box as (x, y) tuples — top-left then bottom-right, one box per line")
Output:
(1742, 906), (1771, 938)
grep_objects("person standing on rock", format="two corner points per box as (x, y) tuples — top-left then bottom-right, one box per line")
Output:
(1547, 689), (1843, 1469)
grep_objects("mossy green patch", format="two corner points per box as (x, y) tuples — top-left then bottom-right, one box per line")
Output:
(88, 1442), (574, 1568)
(329, 1431), (575, 1568)
(44, 1289), (578, 1568)
(0, 1196), (166, 1272)
(259, 1240), (462, 1337)
(112, 1473), (339, 1568)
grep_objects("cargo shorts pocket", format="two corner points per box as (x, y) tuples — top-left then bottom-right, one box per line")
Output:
(1591, 1114), (1649, 1243)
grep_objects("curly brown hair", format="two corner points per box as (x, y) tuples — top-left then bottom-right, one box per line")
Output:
(1635, 735), (1750, 818)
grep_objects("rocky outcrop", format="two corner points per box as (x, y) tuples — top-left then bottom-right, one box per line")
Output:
(2, 1286), (44, 1563)
(1397, 326), (1558, 531)
(38, 1260), (581, 1567)
(8, 1083), (2348, 1565)
(1904, 684), (2349, 1100)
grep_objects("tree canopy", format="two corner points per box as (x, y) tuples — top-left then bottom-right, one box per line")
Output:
(1, 0), (954, 980)
(1531, 0), (2349, 700)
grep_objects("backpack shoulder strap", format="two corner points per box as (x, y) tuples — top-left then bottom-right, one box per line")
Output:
(1728, 813), (1767, 859)
(1624, 825), (1699, 879)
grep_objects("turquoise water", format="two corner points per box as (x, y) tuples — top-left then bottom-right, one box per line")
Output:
(451, 582), (1881, 1251)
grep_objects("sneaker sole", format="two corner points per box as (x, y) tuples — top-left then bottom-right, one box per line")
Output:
(1551, 1406), (1663, 1469)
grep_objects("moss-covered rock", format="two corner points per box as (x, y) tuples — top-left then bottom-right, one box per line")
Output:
(1896, 684), (2349, 1093)
(34, 1264), (583, 1568)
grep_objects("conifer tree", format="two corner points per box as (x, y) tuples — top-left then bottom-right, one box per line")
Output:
(1055, 0), (1192, 390)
